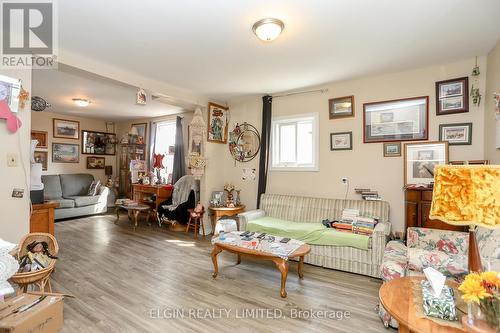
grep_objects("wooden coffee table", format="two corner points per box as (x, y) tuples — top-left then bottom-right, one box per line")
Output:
(211, 240), (311, 298)
(379, 276), (464, 333)
(115, 204), (152, 230)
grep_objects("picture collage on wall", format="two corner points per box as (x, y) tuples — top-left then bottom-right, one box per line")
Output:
(328, 72), (480, 186)
(31, 118), (117, 171)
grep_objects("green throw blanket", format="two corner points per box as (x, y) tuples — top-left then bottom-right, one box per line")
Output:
(246, 216), (370, 250)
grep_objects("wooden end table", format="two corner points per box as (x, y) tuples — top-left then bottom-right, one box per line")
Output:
(115, 204), (152, 230)
(211, 240), (311, 298)
(208, 205), (246, 234)
(379, 276), (464, 333)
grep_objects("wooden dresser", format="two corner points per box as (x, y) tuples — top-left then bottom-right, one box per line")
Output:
(132, 184), (173, 212)
(405, 188), (466, 232)
(30, 201), (59, 235)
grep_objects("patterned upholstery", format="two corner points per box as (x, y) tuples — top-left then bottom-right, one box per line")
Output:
(239, 193), (391, 278)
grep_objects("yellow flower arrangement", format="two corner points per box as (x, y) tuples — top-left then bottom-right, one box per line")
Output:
(459, 271), (500, 328)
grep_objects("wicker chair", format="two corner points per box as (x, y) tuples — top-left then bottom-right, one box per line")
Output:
(10, 233), (59, 295)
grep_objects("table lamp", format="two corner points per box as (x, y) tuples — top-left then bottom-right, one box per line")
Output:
(429, 165), (500, 272)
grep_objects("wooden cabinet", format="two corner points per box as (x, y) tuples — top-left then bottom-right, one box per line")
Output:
(132, 184), (173, 212)
(404, 188), (465, 232)
(119, 143), (146, 198)
(30, 201), (59, 235)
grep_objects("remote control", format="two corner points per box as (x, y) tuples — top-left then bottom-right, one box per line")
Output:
(280, 237), (291, 243)
(241, 231), (250, 237)
(257, 233), (267, 239)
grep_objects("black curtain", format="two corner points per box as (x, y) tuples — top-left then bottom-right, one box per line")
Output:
(172, 116), (186, 184)
(257, 95), (272, 208)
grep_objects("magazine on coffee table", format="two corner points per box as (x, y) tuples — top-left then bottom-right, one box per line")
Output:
(211, 231), (304, 259)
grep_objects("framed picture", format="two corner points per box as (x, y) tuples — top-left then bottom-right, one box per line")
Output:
(363, 96), (429, 143)
(34, 151), (48, 170)
(207, 102), (229, 143)
(435, 77), (469, 115)
(450, 160), (489, 165)
(52, 143), (79, 163)
(0, 74), (21, 112)
(330, 132), (352, 151)
(329, 95), (354, 119)
(439, 122), (472, 145)
(31, 130), (48, 148)
(131, 123), (147, 144)
(404, 141), (448, 186)
(86, 156), (105, 169)
(136, 88), (146, 105)
(53, 118), (80, 139)
(82, 130), (116, 155)
(383, 142), (401, 157)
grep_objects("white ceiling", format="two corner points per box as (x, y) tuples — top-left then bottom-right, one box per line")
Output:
(32, 65), (188, 120)
(58, 0), (500, 100)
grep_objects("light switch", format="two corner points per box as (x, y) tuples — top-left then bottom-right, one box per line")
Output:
(7, 153), (17, 167)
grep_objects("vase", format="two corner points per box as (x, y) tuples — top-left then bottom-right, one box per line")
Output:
(466, 300), (499, 332)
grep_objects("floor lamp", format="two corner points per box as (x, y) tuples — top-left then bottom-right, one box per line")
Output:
(429, 165), (500, 272)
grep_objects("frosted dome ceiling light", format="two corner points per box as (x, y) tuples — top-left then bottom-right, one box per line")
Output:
(72, 98), (91, 107)
(252, 18), (284, 42)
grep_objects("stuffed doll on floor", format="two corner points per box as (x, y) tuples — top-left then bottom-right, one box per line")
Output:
(18, 241), (58, 273)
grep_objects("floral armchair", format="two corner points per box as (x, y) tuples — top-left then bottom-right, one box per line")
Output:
(378, 227), (500, 328)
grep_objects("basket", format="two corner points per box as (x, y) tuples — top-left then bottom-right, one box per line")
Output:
(9, 233), (59, 294)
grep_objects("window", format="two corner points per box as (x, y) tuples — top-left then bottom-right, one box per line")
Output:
(271, 113), (319, 171)
(154, 120), (176, 181)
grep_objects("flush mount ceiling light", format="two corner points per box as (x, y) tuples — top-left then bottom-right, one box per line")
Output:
(72, 98), (91, 107)
(252, 18), (284, 42)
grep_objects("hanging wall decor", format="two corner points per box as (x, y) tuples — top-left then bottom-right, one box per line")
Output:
(187, 108), (207, 179)
(207, 102), (229, 143)
(470, 57), (482, 107)
(228, 122), (261, 162)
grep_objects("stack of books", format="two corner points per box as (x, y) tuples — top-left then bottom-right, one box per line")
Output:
(352, 216), (378, 236)
(331, 208), (360, 232)
(355, 188), (382, 201)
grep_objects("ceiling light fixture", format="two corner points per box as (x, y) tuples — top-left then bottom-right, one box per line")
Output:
(252, 18), (284, 42)
(72, 98), (91, 107)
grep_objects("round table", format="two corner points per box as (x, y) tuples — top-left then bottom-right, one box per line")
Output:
(208, 205), (245, 234)
(115, 204), (152, 230)
(379, 276), (464, 333)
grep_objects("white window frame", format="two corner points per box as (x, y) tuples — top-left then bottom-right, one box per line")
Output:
(270, 112), (319, 172)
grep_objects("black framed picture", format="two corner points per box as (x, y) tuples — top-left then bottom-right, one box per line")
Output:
(439, 123), (472, 145)
(330, 132), (352, 151)
(435, 77), (469, 115)
(82, 130), (116, 155)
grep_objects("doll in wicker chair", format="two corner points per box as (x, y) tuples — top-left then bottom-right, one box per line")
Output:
(18, 241), (58, 273)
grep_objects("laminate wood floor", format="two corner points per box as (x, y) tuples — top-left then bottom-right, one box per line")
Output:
(51, 213), (392, 333)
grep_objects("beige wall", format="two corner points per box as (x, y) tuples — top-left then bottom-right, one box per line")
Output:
(210, 57), (487, 233)
(0, 69), (31, 243)
(485, 39), (500, 164)
(31, 111), (117, 184)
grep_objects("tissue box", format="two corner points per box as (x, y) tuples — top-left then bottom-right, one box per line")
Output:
(421, 280), (456, 321)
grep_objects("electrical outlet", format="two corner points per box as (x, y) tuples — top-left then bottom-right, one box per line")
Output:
(341, 177), (349, 184)
(7, 153), (17, 167)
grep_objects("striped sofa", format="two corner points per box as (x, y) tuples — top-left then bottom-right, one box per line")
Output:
(238, 193), (391, 278)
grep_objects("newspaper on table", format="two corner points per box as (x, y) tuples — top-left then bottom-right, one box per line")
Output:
(211, 231), (304, 260)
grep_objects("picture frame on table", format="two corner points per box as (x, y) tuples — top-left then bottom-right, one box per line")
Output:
(435, 77), (469, 115)
(330, 132), (352, 151)
(207, 102), (229, 144)
(82, 130), (116, 155)
(363, 96), (429, 143)
(52, 143), (79, 163)
(329, 95), (354, 119)
(439, 122), (472, 145)
(53, 118), (80, 140)
(383, 142), (401, 157)
(403, 141), (448, 186)
(86, 156), (105, 169)
(34, 151), (48, 170)
(31, 130), (48, 148)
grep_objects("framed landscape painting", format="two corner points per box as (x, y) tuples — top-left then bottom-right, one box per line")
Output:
(207, 102), (229, 143)
(439, 123), (472, 145)
(383, 142), (401, 157)
(52, 143), (79, 163)
(435, 77), (469, 115)
(329, 95), (354, 119)
(86, 156), (105, 169)
(403, 141), (448, 185)
(53, 118), (79, 139)
(330, 132), (352, 151)
(363, 96), (429, 143)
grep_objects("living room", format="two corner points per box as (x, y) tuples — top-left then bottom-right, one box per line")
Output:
(1, 1), (500, 333)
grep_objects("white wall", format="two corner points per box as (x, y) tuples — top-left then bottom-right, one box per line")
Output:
(485, 39), (500, 164)
(0, 69), (31, 243)
(31, 111), (117, 183)
(208, 57), (488, 233)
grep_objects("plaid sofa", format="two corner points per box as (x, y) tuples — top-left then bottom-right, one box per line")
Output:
(238, 193), (391, 278)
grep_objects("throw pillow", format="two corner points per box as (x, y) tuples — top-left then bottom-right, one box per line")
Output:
(87, 180), (101, 196)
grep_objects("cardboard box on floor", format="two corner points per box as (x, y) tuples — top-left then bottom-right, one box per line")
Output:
(0, 293), (63, 333)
